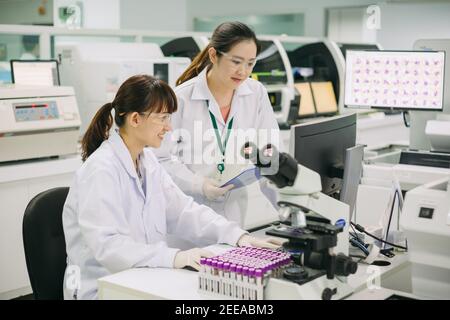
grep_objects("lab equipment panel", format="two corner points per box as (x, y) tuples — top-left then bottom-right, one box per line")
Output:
(13, 101), (60, 122)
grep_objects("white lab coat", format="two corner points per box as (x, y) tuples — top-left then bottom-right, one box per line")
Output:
(155, 68), (280, 228)
(62, 130), (246, 300)
(19, 52), (37, 60)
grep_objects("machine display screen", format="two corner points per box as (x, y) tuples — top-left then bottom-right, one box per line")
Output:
(418, 207), (434, 219)
(252, 41), (287, 85)
(153, 63), (169, 84)
(11, 60), (60, 86)
(267, 91), (282, 111)
(13, 101), (60, 122)
(345, 50), (445, 111)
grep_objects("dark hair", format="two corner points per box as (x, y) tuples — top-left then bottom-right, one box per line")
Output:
(22, 35), (39, 52)
(81, 74), (177, 161)
(176, 21), (260, 86)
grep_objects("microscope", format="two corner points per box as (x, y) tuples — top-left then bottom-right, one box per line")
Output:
(243, 143), (357, 300)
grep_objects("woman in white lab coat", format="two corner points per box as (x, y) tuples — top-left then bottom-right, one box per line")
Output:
(157, 22), (280, 227)
(62, 75), (280, 300)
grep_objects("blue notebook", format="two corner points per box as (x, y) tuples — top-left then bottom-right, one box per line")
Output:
(220, 167), (261, 189)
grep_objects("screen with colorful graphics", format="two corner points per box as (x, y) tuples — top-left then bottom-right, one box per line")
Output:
(345, 50), (445, 111)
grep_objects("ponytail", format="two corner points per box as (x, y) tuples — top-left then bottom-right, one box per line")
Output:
(81, 74), (178, 161)
(81, 102), (114, 161)
(176, 45), (212, 86)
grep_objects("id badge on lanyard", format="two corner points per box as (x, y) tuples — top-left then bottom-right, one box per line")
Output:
(206, 100), (233, 181)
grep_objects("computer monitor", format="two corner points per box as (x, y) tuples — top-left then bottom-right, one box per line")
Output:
(345, 50), (445, 111)
(340, 144), (364, 220)
(10, 59), (60, 86)
(289, 113), (357, 196)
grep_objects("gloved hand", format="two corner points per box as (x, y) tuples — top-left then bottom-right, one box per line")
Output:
(202, 177), (234, 201)
(259, 178), (279, 209)
(173, 248), (215, 271)
(237, 234), (285, 249)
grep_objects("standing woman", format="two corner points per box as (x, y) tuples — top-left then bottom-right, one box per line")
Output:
(62, 75), (278, 300)
(157, 22), (280, 226)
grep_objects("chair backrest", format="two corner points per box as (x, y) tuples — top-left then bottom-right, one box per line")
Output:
(23, 187), (69, 300)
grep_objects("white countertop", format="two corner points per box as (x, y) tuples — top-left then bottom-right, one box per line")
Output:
(348, 252), (410, 292)
(0, 153), (82, 183)
(98, 247), (410, 300)
(98, 268), (209, 300)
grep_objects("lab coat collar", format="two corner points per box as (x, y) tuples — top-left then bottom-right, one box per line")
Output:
(191, 68), (213, 101)
(191, 68), (253, 126)
(108, 130), (156, 180)
(227, 81), (253, 124)
(234, 78), (253, 97)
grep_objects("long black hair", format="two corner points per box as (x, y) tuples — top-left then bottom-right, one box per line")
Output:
(81, 74), (177, 161)
(176, 21), (260, 86)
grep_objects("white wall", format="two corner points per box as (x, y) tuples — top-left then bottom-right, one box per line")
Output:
(117, 0), (378, 36)
(185, 0), (376, 36)
(53, 0), (120, 29)
(0, 0), (54, 25)
(325, 2), (450, 49)
(327, 6), (377, 43)
(376, 2), (450, 50)
(120, 0), (188, 31)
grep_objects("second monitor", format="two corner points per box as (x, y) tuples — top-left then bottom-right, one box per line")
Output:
(289, 113), (357, 197)
(344, 50), (445, 111)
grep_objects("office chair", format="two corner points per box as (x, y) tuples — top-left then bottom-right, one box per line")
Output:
(23, 187), (69, 300)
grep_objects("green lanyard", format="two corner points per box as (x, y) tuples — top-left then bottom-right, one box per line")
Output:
(206, 100), (234, 175)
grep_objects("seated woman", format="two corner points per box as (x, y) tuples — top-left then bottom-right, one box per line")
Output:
(62, 74), (281, 300)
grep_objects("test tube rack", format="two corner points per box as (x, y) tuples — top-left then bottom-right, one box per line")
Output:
(198, 247), (292, 300)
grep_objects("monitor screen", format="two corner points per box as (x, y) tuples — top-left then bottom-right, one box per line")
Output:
(345, 50), (445, 111)
(267, 91), (282, 112)
(11, 60), (60, 86)
(295, 83), (316, 117)
(153, 63), (169, 84)
(290, 113), (357, 195)
(310, 81), (338, 114)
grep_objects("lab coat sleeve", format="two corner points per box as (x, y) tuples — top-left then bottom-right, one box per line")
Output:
(161, 168), (247, 246)
(77, 168), (179, 273)
(153, 98), (205, 197)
